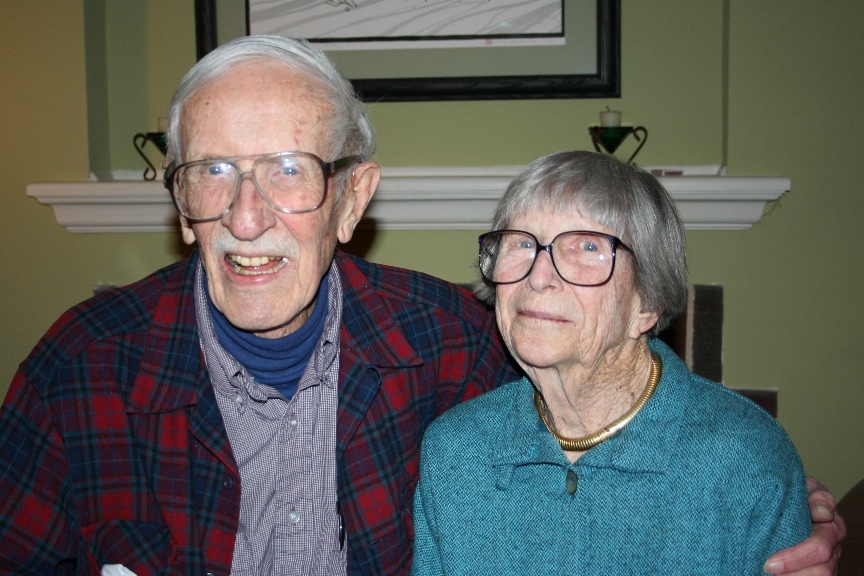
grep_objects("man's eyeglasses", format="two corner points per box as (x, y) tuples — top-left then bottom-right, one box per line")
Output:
(164, 151), (359, 222)
(478, 229), (634, 287)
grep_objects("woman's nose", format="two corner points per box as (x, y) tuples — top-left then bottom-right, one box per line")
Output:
(526, 248), (561, 289)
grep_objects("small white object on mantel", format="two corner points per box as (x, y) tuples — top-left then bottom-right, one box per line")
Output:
(27, 165), (789, 233)
(599, 109), (622, 127)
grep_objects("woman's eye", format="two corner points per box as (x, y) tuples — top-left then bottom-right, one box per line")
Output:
(578, 241), (598, 252)
(517, 240), (536, 249)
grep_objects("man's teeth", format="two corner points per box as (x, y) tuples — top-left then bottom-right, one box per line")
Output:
(227, 255), (289, 274)
(231, 255), (276, 267)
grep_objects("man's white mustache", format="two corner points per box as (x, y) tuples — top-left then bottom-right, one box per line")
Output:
(210, 231), (299, 260)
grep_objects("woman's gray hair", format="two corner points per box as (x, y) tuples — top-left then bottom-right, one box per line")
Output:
(165, 35), (376, 198)
(475, 150), (688, 334)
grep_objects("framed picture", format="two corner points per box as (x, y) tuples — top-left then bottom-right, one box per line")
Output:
(196, 0), (619, 102)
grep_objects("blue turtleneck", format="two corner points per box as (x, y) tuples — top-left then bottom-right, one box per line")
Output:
(206, 273), (329, 400)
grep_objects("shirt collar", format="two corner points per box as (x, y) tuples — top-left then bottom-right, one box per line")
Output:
(194, 259), (344, 402)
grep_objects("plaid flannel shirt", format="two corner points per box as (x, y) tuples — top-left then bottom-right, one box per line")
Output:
(0, 250), (519, 575)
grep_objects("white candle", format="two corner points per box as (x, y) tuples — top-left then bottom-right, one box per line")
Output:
(599, 110), (622, 127)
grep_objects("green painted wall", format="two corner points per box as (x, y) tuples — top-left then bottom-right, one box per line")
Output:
(84, 0), (196, 173)
(708, 1), (864, 503)
(1, 0), (861, 500)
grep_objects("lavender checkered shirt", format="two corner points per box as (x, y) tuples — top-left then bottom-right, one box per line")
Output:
(196, 262), (345, 576)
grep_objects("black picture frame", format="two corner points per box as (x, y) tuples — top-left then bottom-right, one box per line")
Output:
(196, 0), (620, 102)
(195, 0), (219, 60)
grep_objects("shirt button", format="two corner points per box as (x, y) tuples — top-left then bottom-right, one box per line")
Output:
(223, 478), (234, 490)
(288, 416), (299, 428)
(566, 470), (578, 495)
(234, 394), (243, 405)
(288, 511), (301, 524)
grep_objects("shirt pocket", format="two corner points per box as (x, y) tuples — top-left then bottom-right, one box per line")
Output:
(81, 520), (175, 576)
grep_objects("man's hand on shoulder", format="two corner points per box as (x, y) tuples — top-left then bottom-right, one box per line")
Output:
(763, 478), (846, 575)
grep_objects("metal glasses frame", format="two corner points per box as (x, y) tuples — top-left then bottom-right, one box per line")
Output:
(163, 151), (359, 222)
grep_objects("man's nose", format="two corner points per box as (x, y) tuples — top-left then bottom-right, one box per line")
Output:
(220, 174), (277, 240)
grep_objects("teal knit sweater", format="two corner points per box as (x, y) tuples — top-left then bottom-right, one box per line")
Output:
(411, 339), (809, 575)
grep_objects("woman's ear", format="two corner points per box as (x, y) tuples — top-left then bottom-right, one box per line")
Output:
(630, 307), (661, 339)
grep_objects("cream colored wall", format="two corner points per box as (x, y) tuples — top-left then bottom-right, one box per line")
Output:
(1, 0), (861, 499)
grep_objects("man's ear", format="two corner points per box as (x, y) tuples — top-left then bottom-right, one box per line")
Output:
(337, 161), (380, 244)
(180, 216), (197, 245)
(166, 155), (197, 246)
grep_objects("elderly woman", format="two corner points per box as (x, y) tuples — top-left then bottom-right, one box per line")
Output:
(411, 151), (811, 574)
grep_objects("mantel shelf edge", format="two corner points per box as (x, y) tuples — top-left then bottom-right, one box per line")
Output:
(27, 166), (790, 233)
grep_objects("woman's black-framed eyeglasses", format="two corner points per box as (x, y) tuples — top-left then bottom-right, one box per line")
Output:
(478, 229), (634, 287)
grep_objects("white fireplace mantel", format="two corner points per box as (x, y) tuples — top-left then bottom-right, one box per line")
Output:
(27, 165), (790, 233)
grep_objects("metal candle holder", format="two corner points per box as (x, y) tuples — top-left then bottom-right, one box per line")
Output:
(589, 126), (648, 164)
(133, 132), (168, 181)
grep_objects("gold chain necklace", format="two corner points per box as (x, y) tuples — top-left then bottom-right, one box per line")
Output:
(533, 353), (662, 452)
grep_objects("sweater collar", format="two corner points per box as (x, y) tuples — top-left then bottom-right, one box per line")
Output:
(493, 338), (687, 475)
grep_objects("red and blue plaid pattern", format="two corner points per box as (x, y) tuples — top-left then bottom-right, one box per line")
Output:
(0, 250), (519, 575)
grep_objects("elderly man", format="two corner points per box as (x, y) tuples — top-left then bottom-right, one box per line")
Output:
(0, 36), (844, 575)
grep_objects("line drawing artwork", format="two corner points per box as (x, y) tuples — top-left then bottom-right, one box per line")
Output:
(249, 0), (565, 49)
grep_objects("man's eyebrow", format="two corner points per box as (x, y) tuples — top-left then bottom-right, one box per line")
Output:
(189, 154), (228, 163)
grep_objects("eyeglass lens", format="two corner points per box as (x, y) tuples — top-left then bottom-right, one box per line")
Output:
(175, 153), (327, 220)
(479, 231), (618, 286)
